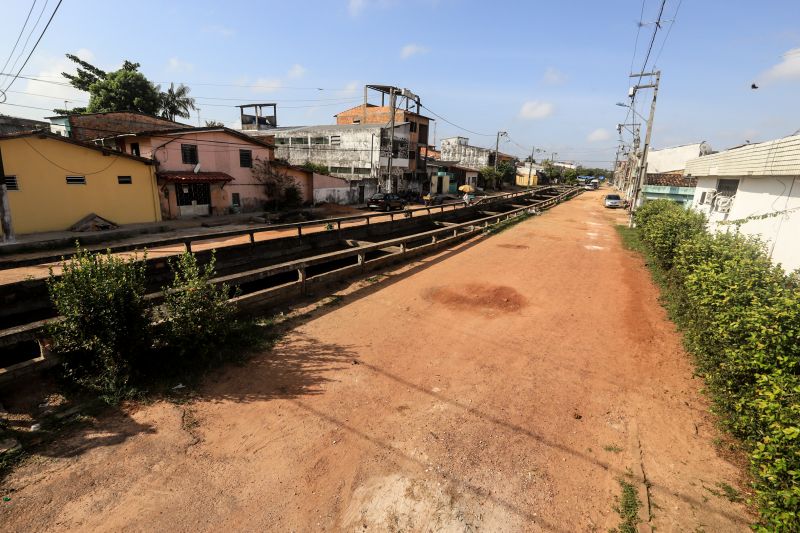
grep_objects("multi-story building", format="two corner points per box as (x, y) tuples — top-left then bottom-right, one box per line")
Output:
(334, 85), (432, 191)
(440, 136), (516, 171)
(246, 123), (410, 203)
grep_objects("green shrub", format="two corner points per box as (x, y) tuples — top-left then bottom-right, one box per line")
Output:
(636, 200), (706, 270)
(154, 252), (237, 371)
(283, 184), (302, 208)
(47, 248), (150, 402)
(627, 211), (800, 529)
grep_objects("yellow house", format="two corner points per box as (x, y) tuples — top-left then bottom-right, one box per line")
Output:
(0, 131), (161, 236)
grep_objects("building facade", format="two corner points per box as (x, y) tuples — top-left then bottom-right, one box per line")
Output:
(48, 111), (187, 143)
(686, 133), (800, 272)
(0, 131), (160, 235)
(113, 127), (278, 218)
(250, 123), (411, 203)
(440, 136), (515, 171)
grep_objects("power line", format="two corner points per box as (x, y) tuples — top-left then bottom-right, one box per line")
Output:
(3, 0), (63, 94)
(417, 103), (495, 137)
(652, 0), (683, 67)
(0, 0), (38, 87)
(3, 0), (50, 92)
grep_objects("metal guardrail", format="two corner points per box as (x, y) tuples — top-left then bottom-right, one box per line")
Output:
(0, 187), (580, 380)
(0, 187), (553, 270)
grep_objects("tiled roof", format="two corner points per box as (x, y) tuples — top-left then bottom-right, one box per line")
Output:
(157, 171), (234, 183)
(645, 173), (698, 187)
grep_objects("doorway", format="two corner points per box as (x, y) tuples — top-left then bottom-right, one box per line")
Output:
(176, 183), (211, 216)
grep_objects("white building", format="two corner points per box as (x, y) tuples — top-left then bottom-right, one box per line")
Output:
(686, 133), (800, 272)
(647, 142), (713, 173)
(243, 123), (410, 202)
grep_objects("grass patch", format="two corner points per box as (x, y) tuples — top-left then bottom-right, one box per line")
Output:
(615, 224), (646, 254)
(611, 479), (642, 533)
(322, 295), (343, 307)
(604, 444), (624, 453)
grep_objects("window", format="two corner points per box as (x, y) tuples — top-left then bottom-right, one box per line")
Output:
(717, 178), (739, 197)
(353, 168), (371, 175)
(330, 135), (341, 146)
(275, 137), (289, 145)
(181, 144), (198, 164)
(291, 137), (308, 145)
(117, 175), (132, 185)
(66, 176), (86, 185)
(409, 121), (417, 133)
(352, 119), (361, 124)
(3, 176), (18, 191)
(130, 142), (140, 157)
(239, 149), (253, 167)
(418, 123), (429, 144)
(232, 192), (241, 207)
(329, 166), (351, 174)
(310, 137), (329, 145)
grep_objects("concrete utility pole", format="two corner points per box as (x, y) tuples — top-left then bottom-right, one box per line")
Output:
(0, 148), (15, 243)
(386, 88), (397, 193)
(494, 131), (507, 172)
(629, 70), (661, 226)
(527, 146), (536, 187)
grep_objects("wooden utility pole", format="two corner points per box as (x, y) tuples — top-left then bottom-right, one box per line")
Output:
(494, 131), (507, 172)
(0, 148), (15, 242)
(629, 70), (661, 226)
(527, 146), (536, 187)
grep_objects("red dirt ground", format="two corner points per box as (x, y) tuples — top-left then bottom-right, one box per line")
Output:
(0, 190), (753, 531)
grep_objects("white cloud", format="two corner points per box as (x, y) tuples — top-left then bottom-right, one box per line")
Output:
(250, 78), (283, 93)
(1, 49), (94, 119)
(543, 67), (566, 85)
(348, 0), (367, 16)
(338, 81), (360, 97)
(587, 128), (611, 142)
(519, 100), (554, 120)
(167, 57), (193, 73)
(400, 43), (428, 59)
(762, 47), (800, 84)
(287, 64), (307, 79)
(202, 25), (235, 38)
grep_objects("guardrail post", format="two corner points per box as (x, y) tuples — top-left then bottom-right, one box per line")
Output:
(357, 251), (365, 269)
(297, 226), (302, 238)
(453, 228), (458, 238)
(185, 241), (192, 253)
(249, 232), (255, 244)
(298, 267), (307, 293)
(432, 234), (438, 244)
(400, 243), (406, 253)
(337, 220), (342, 231)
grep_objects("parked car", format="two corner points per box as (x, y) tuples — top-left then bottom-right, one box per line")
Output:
(368, 193), (406, 211)
(423, 193), (446, 206)
(604, 194), (624, 208)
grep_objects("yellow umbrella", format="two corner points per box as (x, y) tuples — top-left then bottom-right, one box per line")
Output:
(458, 184), (476, 193)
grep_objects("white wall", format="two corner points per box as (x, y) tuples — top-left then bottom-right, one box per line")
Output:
(691, 175), (800, 272)
(647, 142), (710, 173)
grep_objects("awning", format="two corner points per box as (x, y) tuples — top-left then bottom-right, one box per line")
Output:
(157, 171), (234, 184)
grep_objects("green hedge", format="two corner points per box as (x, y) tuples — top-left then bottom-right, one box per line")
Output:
(632, 200), (800, 530)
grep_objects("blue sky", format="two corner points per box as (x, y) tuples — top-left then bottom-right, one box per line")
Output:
(1, 0), (799, 168)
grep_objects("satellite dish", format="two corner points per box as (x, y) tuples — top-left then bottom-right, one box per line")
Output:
(193, 163), (201, 174)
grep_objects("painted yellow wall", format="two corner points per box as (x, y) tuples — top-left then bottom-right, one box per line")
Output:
(0, 136), (161, 235)
(516, 172), (538, 187)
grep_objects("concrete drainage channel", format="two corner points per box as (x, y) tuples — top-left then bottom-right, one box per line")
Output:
(0, 186), (581, 382)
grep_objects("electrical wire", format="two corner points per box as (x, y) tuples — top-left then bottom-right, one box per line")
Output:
(3, 0), (63, 94)
(651, 0), (683, 67)
(418, 103), (495, 137)
(3, 0), (49, 92)
(0, 0), (38, 85)
(21, 136), (124, 175)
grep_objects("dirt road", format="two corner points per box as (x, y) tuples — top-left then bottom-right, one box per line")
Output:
(0, 191), (752, 531)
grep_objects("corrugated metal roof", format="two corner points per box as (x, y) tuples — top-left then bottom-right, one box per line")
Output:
(685, 134), (800, 176)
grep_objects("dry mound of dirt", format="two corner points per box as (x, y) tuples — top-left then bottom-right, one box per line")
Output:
(426, 283), (527, 313)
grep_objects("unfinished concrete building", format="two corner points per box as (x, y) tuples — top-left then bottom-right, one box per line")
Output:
(334, 85), (432, 192)
(240, 118), (410, 203)
(440, 136), (516, 171)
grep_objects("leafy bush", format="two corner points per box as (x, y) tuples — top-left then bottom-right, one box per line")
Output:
(47, 248), (150, 401)
(154, 252), (237, 371)
(283, 184), (303, 208)
(630, 207), (800, 529)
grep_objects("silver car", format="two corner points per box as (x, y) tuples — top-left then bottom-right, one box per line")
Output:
(604, 194), (623, 208)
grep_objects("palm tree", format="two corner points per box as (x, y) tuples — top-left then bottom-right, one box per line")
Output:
(160, 82), (196, 121)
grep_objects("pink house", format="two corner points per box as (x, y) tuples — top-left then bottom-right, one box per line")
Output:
(115, 126), (314, 218)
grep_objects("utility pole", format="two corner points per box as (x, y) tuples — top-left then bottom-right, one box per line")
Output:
(494, 131), (507, 171)
(629, 70), (660, 226)
(527, 146), (536, 187)
(386, 88), (397, 193)
(0, 148), (15, 243)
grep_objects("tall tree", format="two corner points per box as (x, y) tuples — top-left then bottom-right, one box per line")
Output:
(56, 54), (161, 115)
(160, 82), (196, 121)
